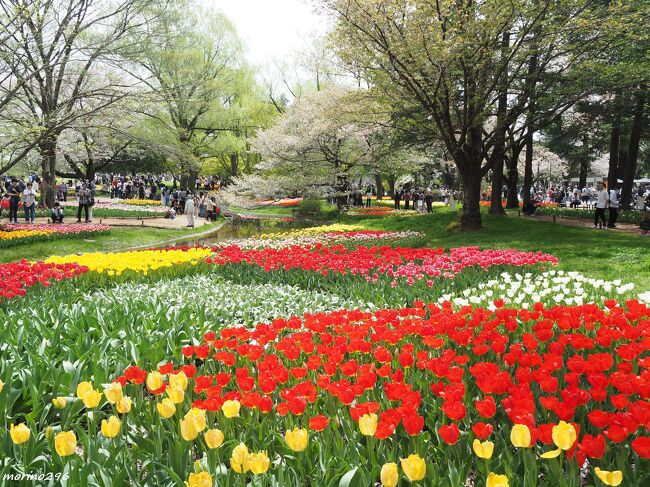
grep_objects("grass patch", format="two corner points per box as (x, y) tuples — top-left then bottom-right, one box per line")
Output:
(0, 224), (220, 262)
(339, 208), (650, 289)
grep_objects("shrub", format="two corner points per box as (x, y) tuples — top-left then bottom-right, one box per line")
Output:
(293, 198), (338, 221)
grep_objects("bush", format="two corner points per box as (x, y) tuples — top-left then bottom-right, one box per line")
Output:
(293, 198), (338, 221)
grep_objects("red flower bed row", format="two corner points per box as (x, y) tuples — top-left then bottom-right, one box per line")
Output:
(118, 300), (650, 464)
(0, 260), (88, 301)
(207, 245), (557, 283)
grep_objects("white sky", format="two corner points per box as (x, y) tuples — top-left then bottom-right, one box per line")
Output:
(208, 0), (330, 67)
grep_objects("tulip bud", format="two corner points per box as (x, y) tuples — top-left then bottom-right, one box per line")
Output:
(230, 442), (250, 473)
(167, 387), (185, 404)
(101, 416), (121, 438)
(180, 417), (199, 441)
(169, 371), (188, 391)
(248, 451), (270, 474)
(157, 398), (176, 418)
(552, 421), (577, 450)
(221, 399), (241, 418)
(204, 428), (224, 449)
(473, 439), (494, 459)
(81, 389), (102, 408)
(486, 472), (509, 487)
(103, 383), (123, 404)
(116, 396), (132, 414)
(380, 462), (399, 487)
(9, 423), (30, 445)
(146, 372), (163, 391)
(510, 424), (531, 448)
(55, 430), (77, 457)
(52, 397), (67, 409)
(285, 427), (309, 452)
(594, 467), (623, 486)
(400, 454), (426, 482)
(186, 471), (212, 487)
(358, 413), (378, 436)
(76, 381), (93, 399)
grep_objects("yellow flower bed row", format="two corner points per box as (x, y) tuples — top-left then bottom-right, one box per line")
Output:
(118, 199), (162, 206)
(1, 229), (55, 240)
(44, 248), (213, 275)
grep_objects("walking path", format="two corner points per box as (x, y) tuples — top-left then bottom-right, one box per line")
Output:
(524, 215), (641, 234)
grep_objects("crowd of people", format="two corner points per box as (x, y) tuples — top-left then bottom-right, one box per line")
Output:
(393, 188), (442, 213)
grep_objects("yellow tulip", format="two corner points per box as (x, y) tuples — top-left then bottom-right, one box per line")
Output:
(81, 389), (102, 408)
(186, 471), (212, 487)
(103, 383), (123, 404)
(146, 372), (163, 391)
(486, 472), (509, 487)
(230, 442), (250, 473)
(0, 378), (4, 393)
(473, 439), (494, 459)
(285, 427), (309, 452)
(167, 387), (185, 404)
(204, 428), (224, 449)
(248, 451), (270, 474)
(157, 398), (176, 418)
(380, 462), (399, 487)
(184, 408), (207, 432)
(594, 468), (623, 486)
(400, 454), (426, 482)
(359, 413), (378, 436)
(221, 399), (241, 418)
(510, 424), (531, 448)
(101, 416), (121, 438)
(540, 448), (562, 459)
(169, 371), (188, 391)
(180, 417), (199, 441)
(52, 397), (67, 409)
(9, 423), (30, 445)
(76, 381), (93, 399)
(55, 431), (77, 457)
(552, 421), (577, 450)
(116, 396), (132, 414)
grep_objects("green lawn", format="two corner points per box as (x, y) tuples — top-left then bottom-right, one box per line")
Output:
(0, 224), (221, 262)
(230, 205), (295, 216)
(341, 208), (650, 289)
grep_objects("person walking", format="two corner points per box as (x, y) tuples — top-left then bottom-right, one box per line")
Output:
(185, 192), (195, 227)
(22, 181), (37, 223)
(607, 185), (619, 228)
(425, 190), (434, 213)
(394, 190), (401, 210)
(403, 190), (411, 210)
(77, 182), (91, 223)
(7, 179), (21, 223)
(593, 182), (608, 229)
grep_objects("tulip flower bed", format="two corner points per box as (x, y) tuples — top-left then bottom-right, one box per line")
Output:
(0, 260), (88, 300)
(5, 300), (643, 487)
(0, 223), (111, 247)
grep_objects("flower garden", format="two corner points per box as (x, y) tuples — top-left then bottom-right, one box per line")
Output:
(0, 223), (111, 248)
(0, 224), (648, 487)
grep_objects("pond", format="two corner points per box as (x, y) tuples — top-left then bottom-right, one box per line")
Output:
(172, 218), (302, 247)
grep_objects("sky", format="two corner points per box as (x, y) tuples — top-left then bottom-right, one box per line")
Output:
(208, 0), (330, 68)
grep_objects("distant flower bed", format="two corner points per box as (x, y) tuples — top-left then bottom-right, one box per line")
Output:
(0, 223), (110, 247)
(117, 199), (163, 206)
(536, 206), (643, 224)
(255, 198), (303, 207)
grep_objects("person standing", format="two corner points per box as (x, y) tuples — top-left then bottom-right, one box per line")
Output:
(593, 182), (608, 229)
(185, 193), (195, 227)
(7, 179), (21, 223)
(607, 185), (619, 228)
(425, 190), (434, 213)
(394, 189), (401, 210)
(365, 186), (372, 208)
(22, 181), (37, 223)
(77, 182), (91, 223)
(403, 190), (411, 210)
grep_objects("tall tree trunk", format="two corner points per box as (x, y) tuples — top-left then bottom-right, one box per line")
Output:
(607, 94), (621, 189)
(506, 143), (523, 208)
(230, 154), (239, 178)
(387, 176), (396, 197)
(522, 125), (534, 206)
(460, 170), (482, 230)
(489, 31), (510, 216)
(39, 137), (57, 208)
(374, 173), (384, 200)
(621, 83), (646, 209)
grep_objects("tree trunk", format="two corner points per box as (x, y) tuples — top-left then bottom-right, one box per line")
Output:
(522, 126), (534, 206)
(489, 31), (509, 216)
(607, 94), (621, 190)
(460, 171), (482, 230)
(387, 176), (396, 197)
(39, 138), (57, 208)
(506, 144), (522, 208)
(621, 83), (646, 209)
(230, 154), (239, 178)
(374, 173), (384, 200)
